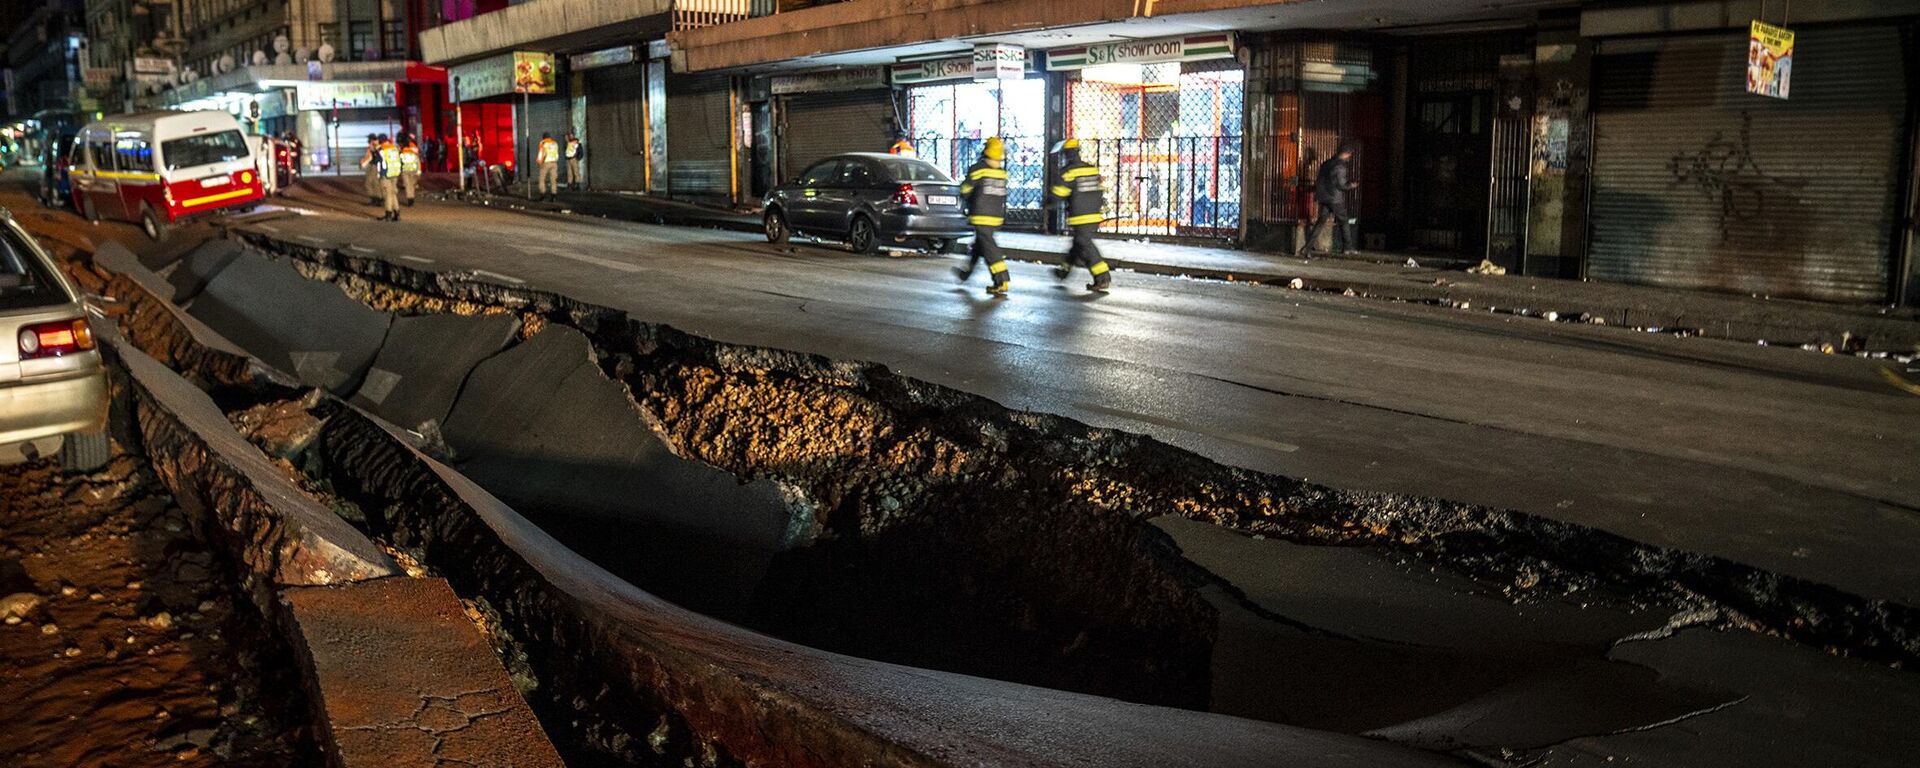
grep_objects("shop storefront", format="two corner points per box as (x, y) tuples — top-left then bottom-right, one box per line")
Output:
(1587, 24), (1909, 303)
(450, 51), (563, 184)
(771, 66), (895, 182)
(573, 45), (665, 194)
(1049, 33), (1245, 238)
(896, 50), (1049, 227)
(667, 72), (736, 200)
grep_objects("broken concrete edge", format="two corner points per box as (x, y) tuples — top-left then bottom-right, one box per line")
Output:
(102, 325), (566, 768)
(316, 405), (1461, 768)
(229, 225), (1920, 668)
(278, 577), (566, 768)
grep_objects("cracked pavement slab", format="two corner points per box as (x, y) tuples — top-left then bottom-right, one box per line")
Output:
(280, 576), (562, 768)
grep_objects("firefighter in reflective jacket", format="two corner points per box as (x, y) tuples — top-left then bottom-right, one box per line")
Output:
(887, 131), (917, 158)
(953, 137), (1010, 296)
(398, 137), (422, 206)
(359, 135), (381, 205)
(376, 135), (403, 221)
(563, 133), (583, 190)
(1049, 139), (1112, 291)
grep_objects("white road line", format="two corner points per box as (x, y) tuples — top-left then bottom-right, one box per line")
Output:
(296, 235), (327, 245)
(397, 254), (435, 264)
(257, 224), (280, 233)
(345, 245), (377, 254)
(531, 249), (646, 274)
(470, 269), (526, 285)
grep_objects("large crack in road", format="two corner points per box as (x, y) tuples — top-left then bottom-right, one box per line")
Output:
(22, 190), (1920, 766)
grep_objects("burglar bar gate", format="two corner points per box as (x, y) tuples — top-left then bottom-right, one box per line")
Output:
(912, 135), (1048, 227)
(1074, 135), (1244, 238)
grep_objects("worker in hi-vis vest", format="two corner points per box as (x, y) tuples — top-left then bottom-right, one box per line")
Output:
(535, 132), (560, 201)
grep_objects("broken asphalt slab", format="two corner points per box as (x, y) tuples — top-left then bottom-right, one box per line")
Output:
(281, 576), (564, 768)
(440, 323), (795, 616)
(165, 238), (246, 303)
(187, 249), (392, 394)
(349, 311), (520, 432)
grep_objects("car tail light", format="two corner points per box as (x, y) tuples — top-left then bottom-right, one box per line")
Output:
(891, 183), (920, 207)
(18, 318), (95, 359)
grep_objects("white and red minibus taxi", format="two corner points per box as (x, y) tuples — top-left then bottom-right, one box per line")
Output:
(69, 110), (265, 240)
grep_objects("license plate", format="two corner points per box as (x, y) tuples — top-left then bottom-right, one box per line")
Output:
(928, 194), (958, 206)
(200, 176), (226, 188)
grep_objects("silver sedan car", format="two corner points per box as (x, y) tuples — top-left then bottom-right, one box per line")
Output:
(0, 208), (109, 471)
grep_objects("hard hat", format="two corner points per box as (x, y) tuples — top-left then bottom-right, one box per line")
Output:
(1050, 138), (1080, 153)
(983, 137), (1004, 160)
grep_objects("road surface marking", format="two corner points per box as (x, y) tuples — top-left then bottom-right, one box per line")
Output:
(471, 269), (525, 285)
(345, 245), (377, 254)
(530, 248), (646, 274)
(257, 224), (280, 233)
(296, 235), (327, 245)
(1076, 402), (1300, 454)
(397, 254), (435, 264)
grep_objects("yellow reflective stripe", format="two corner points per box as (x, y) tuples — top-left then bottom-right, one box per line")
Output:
(93, 170), (161, 181)
(960, 181), (973, 194)
(1062, 167), (1099, 180)
(1067, 213), (1104, 225)
(969, 168), (1008, 179)
(178, 187), (256, 208)
(988, 261), (1009, 273)
(1089, 262), (1110, 276)
(969, 215), (1004, 226)
(1051, 185), (1071, 197)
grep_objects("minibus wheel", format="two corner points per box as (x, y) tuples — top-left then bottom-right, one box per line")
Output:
(140, 206), (168, 241)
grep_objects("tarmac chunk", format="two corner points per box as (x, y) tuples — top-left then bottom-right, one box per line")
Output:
(350, 312), (519, 432)
(186, 251), (390, 394)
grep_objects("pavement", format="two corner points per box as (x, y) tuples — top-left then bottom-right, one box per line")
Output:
(238, 180), (1920, 613)
(418, 181), (1920, 352)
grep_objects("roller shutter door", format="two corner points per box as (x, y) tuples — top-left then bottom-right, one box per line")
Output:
(667, 74), (732, 197)
(782, 89), (895, 180)
(1589, 26), (1908, 303)
(521, 93), (571, 168)
(585, 63), (650, 191)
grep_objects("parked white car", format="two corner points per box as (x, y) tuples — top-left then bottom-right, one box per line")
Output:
(0, 207), (109, 470)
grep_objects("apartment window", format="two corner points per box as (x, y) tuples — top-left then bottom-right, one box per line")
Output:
(317, 22), (339, 56)
(382, 21), (406, 59)
(348, 21), (375, 61)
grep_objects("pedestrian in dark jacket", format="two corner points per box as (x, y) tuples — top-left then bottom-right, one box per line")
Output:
(1302, 143), (1359, 256)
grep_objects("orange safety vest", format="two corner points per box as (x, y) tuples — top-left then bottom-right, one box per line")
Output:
(888, 139), (916, 157)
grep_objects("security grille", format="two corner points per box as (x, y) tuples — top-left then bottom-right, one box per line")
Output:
(1066, 62), (1244, 238)
(905, 78), (1048, 226)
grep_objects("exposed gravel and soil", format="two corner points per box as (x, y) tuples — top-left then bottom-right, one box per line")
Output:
(0, 451), (320, 767)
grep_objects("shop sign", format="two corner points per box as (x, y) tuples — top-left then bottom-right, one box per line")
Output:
(1045, 33), (1234, 71)
(569, 45), (635, 72)
(514, 51), (557, 94)
(770, 66), (887, 95)
(450, 51), (553, 100)
(973, 43), (1025, 81)
(891, 56), (972, 85)
(132, 56), (172, 75)
(296, 81), (396, 110)
(1746, 20), (1793, 99)
(83, 68), (115, 87)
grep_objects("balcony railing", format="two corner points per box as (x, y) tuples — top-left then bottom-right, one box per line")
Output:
(673, 0), (766, 30)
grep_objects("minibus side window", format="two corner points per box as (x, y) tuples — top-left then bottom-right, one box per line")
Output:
(115, 136), (153, 174)
(87, 134), (114, 171)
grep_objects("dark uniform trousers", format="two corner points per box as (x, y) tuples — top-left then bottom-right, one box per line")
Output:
(1307, 199), (1357, 254)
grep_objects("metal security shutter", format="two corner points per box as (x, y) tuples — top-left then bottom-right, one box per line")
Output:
(585, 63), (650, 191)
(782, 89), (894, 180)
(522, 93), (571, 165)
(1589, 26), (1908, 303)
(667, 74), (732, 197)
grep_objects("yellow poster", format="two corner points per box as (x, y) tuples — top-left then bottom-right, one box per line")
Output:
(513, 52), (556, 95)
(1747, 20), (1793, 99)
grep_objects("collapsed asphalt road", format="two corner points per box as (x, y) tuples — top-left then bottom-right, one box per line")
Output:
(10, 174), (1920, 766)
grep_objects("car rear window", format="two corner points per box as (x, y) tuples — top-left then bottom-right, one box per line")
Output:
(161, 129), (249, 171)
(0, 221), (70, 311)
(878, 157), (952, 183)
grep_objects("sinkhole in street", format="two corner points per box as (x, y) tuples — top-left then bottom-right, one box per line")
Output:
(90, 229), (1920, 759)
